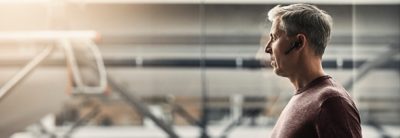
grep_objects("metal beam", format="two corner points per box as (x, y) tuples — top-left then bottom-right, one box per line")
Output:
(80, 53), (180, 137)
(343, 44), (399, 138)
(2, 58), (399, 69)
(63, 105), (101, 138)
(174, 104), (201, 127)
(80, 49), (180, 137)
(96, 34), (398, 45)
(0, 45), (53, 102)
(344, 44), (399, 91)
(106, 75), (180, 138)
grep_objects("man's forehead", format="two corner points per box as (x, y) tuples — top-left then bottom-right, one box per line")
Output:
(270, 18), (282, 34)
(270, 22), (283, 36)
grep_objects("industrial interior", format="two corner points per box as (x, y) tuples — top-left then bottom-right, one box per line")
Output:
(0, 0), (399, 138)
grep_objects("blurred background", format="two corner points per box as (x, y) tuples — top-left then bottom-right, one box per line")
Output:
(0, 0), (399, 138)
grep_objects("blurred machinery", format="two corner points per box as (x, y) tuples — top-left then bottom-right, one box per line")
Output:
(0, 0), (399, 138)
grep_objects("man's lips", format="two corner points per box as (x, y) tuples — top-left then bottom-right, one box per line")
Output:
(269, 57), (276, 67)
(270, 60), (276, 67)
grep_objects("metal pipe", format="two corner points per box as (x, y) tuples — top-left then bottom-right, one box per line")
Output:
(0, 45), (54, 102)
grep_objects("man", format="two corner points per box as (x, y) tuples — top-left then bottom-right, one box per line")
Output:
(264, 4), (362, 138)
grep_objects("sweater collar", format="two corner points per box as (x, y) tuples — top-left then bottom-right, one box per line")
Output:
(295, 75), (331, 95)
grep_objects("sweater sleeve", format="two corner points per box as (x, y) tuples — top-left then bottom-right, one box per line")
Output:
(315, 96), (362, 138)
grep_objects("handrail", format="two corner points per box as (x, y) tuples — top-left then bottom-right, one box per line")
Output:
(0, 45), (54, 102)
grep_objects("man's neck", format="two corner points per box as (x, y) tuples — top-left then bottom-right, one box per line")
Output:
(289, 60), (325, 90)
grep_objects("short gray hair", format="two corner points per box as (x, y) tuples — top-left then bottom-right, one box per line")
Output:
(267, 4), (333, 57)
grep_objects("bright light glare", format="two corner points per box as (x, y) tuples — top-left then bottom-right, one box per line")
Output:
(0, 0), (52, 4)
(0, 31), (98, 41)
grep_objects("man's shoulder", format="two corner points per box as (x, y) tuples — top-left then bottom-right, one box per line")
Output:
(313, 78), (353, 105)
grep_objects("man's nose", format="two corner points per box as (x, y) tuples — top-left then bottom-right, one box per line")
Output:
(265, 44), (272, 54)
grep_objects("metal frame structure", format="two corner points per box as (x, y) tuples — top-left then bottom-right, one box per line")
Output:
(0, 31), (180, 138)
(0, 31), (398, 138)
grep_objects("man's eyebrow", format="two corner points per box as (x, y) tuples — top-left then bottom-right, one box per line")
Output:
(271, 33), (278, 38)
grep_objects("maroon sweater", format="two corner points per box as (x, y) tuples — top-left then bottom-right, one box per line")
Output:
(270, 75), (362, 138)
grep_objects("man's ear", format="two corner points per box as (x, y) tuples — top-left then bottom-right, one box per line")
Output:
(295, 34), (307, 51)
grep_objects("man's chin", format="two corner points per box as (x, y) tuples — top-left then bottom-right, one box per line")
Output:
(273, 69), (287, 77)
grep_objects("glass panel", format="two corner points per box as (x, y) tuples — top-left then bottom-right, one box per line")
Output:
(352, 4), (400, 137)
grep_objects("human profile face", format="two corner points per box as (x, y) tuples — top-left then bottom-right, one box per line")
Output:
(264, 19), (296, 77)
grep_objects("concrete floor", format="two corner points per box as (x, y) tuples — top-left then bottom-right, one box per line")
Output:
(10, 125), (400, 138)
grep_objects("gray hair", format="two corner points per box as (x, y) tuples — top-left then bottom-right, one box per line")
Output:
(267, 4), (333, 57)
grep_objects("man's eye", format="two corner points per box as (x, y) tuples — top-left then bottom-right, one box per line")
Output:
(270, 34), (275, 41)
